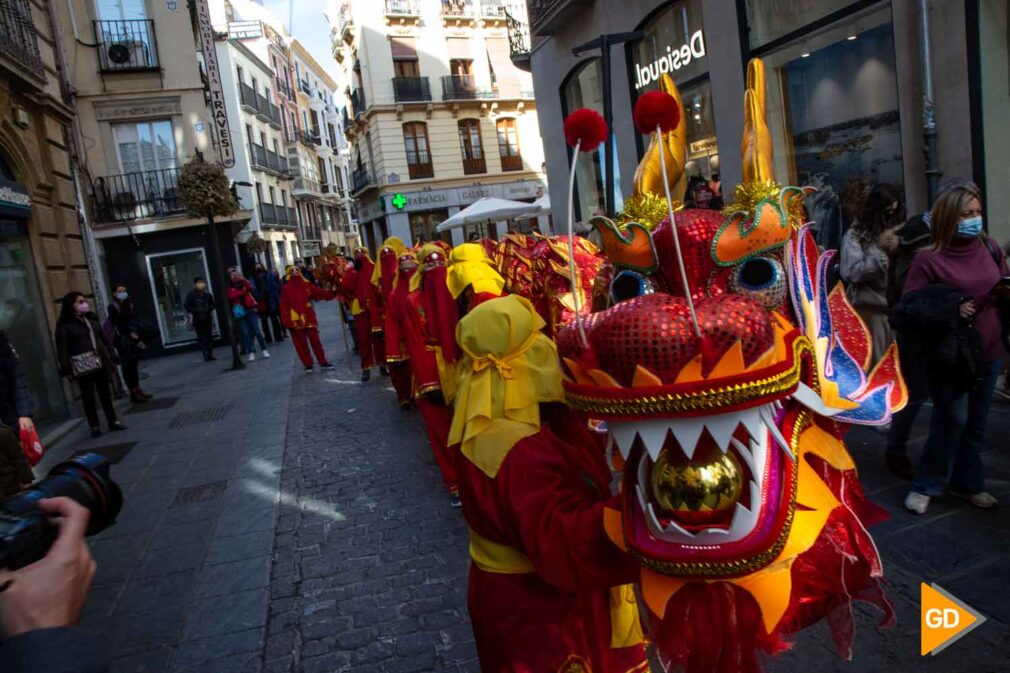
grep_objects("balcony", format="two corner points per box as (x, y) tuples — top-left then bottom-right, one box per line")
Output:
(342, 109), (353, 131)
(298, 130), (321, 148)
(406, 151), (433, 179)
(277, 79), (295, 102)
(92, 168), (184, 223)
(240, 83), (257, 112)
(385, 0), (419, 17)
(250, 144), (268, 171)
(256, 94), (272, 123)
(350, 88), (366, 117)
(528, 0), (591, 37)
(337, 3), (354, 43)
(506, 10), (531, 72)
(441, 74), (487, 100)
(259, 203), (296, 227)
(0, 0), (44, 80)
(500, 152), (523, 172)
(392, 76), (431, 103)
(265, 148), (283, 174)
(298, 78), (313, 96)
(293, 176), (323, 196)
(441, 0), (475, 18)
(462, 155), (486, 175)
(352, 167), (371, 192)
(480, 0), (507, 18)
(94, 19), (159, 72)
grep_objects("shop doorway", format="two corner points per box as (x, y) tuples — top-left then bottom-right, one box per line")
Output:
(409, 209), (451, 245)
(145, 248), (218, 347)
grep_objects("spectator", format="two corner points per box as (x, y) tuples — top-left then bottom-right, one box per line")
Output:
(54, 292), (125, 438)
(252, 264), (284, 344)
(899, 182), (1006, 514)
(0, 497), (107, 673)
(106, 284), (151, 404)
(184, 276), (216, 362)
(226, 269), (270, 363)
(280, 266), (337, 372)
(886, 179), (971, 479)
(468, 232), (480, 242)
(298, 259), (318, 286)
(0, 331), (34, 498)
(840, 183), (904, 368)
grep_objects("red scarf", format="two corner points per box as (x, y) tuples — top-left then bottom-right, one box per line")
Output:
(421, 265), (460, 363)
(355, 256), (376, 309)
(379, 250), (399, 299)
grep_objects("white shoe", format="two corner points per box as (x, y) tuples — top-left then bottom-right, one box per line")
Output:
(247, 353), (255, 363)
(904, 491), (930, 514)
(262, 349), (270, 359)
(950, 489), (998, 509)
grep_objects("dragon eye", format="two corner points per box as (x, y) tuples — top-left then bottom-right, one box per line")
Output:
(731, 256), (787, 309)
(611, 270), (653, 304)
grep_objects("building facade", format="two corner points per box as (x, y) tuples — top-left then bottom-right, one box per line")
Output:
(329, 0), (548, 253)
(1, 0), (95, 425)
(519, 0), (1010, 248)
(51, 0), (251, 355)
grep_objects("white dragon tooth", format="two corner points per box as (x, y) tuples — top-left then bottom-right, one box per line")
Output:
(609, 422), (638, 460)
(726, 501), (759, 538)
(656, 505), (696, 539)
(792, 381), (843, 417)
(669, 416), (706, 460)
(740, 407), (765, 444)
(749, 435), (768, 487)
(760, 407), (795, 461)
(705, 414), (738, 453)
(730, 437), (756, 476)
(637, 420), (671, 462)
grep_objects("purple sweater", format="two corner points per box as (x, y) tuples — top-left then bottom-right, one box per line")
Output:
(903, 237), (1009, 362)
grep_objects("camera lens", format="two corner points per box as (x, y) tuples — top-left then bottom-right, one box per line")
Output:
(2, 453), (123, 536)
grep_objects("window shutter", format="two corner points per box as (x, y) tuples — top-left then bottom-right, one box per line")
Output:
(390, 36), (418, 60)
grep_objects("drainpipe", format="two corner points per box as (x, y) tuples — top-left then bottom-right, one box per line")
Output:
(919, 0), (940, 204)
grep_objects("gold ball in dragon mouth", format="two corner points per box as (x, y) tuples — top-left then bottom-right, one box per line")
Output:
(650, 447), (744, 513)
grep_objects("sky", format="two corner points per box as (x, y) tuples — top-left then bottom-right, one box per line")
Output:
(262, 0), (338, 80)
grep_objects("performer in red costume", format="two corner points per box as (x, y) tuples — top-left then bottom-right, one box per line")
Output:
(279, 266), (336, 372)
(386, 246), (461, 506)
(373, 237), (412, 408)
(447, 242), (505, 315)
(449, 294), (648, 673)
(341, 247), (385, 381)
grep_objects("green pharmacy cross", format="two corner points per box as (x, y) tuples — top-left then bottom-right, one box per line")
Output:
(391, 193), (407, 210)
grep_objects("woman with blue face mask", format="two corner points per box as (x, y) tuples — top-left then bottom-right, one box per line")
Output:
(898, 183), (1008, 514)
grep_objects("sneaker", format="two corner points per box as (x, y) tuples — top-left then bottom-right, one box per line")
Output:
(450, 493), (462, 508)
(949, 488), (998, 509)
(109, 421), (127, 432)
(304, 366), (314, 373)
(262, 350), (270, 359)
(904, 491), (930, 514)
(399, 401), (412, 411)
(90, 426), (102, 438)
(379, 365), (389, 376)
(361, 369), (371, 382)
(993, 386), (1010, 403)
(320, 363), (335, 371)
(248, 353), (256, 363)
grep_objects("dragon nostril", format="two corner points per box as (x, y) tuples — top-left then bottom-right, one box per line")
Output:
(740, 258), (775, 289)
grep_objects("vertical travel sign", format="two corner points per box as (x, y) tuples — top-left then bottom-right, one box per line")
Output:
(194, 0), (235, 167)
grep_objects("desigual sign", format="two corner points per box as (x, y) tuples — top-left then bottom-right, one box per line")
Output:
(634, 30), (706, 90)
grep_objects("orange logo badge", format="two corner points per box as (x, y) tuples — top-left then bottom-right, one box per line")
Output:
(921, 583), (986, 656)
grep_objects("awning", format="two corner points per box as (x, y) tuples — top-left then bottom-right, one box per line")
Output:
(447, 37), (471, 60)
(486, 37), (519, 97)
(435, 197), (541, 232)
(390, 36), (417, 60)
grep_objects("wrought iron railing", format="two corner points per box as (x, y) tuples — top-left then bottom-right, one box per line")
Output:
(350, 88), (366, 117)
(276, 78), (295, 101)
(240, 83), (257, 111)
(505, 10), (530, 60)
(0, 0), (44, 77)
(385, 0), (419, 16)
(406, 150), (433, 179)
(441, 0), (474, 16)
(256, 93), (272, 122)
(392, 76), (431, 103)
(462, 156), (487, 175)
(92, 168), (183, 223)
(527, 0), (565, 31)
(500, 152), (523, 171)
(441, 74), (480, 100)
(250, 144), (268, 170)
(265, 149), (282, 173)
(94, 19), (159, 72)
(352, 166), (370, 192)
(298, 78), (313, 95)
(480, 0), (506, 17)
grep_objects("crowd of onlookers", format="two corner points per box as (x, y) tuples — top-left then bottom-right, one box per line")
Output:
(840, 178), (1009, 514)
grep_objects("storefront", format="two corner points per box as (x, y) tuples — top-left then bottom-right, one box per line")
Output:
(0, 166), (67, 424)
(974, 0), (1010, 242)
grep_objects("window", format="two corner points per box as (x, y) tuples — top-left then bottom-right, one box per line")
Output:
(450, 58), (473, 76)
(391, 36), (419, 77)
(394, 60), (420, 77)
(281, 189), (288, 206)
(403, 122), (433, 179)
(458, 119), (486, 174)
(268, 186), (276, 204)
(246, 124), (254, 146)
(562, 59), (622, 221)
(236, 65), (244, 85)
(251, 76), (258, 94)
(97, 0), (145, 19)
(276, 240), (287, 268)
(113, 120), (178, 177)
(496, 118), (521, 172)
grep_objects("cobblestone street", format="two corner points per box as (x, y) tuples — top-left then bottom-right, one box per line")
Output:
(37, 307), (1010, 673)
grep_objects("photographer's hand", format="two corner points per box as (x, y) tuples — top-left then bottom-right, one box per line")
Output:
(0, 498), (96, 637)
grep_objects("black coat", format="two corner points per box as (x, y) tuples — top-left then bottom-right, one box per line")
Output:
(54, 313), (117, 378)
(184, 289), (216, 321)
(0, 331), (32, 430)
(890, 284), (983, 392)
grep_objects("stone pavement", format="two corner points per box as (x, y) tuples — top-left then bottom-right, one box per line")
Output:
(38, 302), (1010, 673)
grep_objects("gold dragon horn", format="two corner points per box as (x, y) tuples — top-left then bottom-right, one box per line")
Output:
(632, 73), (688, 202)
(741, 58), (775, 184)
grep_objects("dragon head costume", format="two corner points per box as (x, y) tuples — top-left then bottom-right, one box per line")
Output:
(556, 60), (907, 672)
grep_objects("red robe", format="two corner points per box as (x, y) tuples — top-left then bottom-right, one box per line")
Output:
(279, 277), (335, 330)
(387, 278), (457, 493)
(380, 256), (412, 404)
(341, 263), (382, 370)
(457, 406), (648, 673)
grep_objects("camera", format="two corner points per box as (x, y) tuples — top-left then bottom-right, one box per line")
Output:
(0, 453), (123, 570)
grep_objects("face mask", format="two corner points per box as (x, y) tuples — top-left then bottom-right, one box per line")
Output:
(957, 216), (983, 238)
(75, 301), (90, 314)
(115, 291), (128, 301)
(195, 283), (207, 290)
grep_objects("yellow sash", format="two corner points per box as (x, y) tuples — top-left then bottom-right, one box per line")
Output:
(467, 528), (643, 649)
